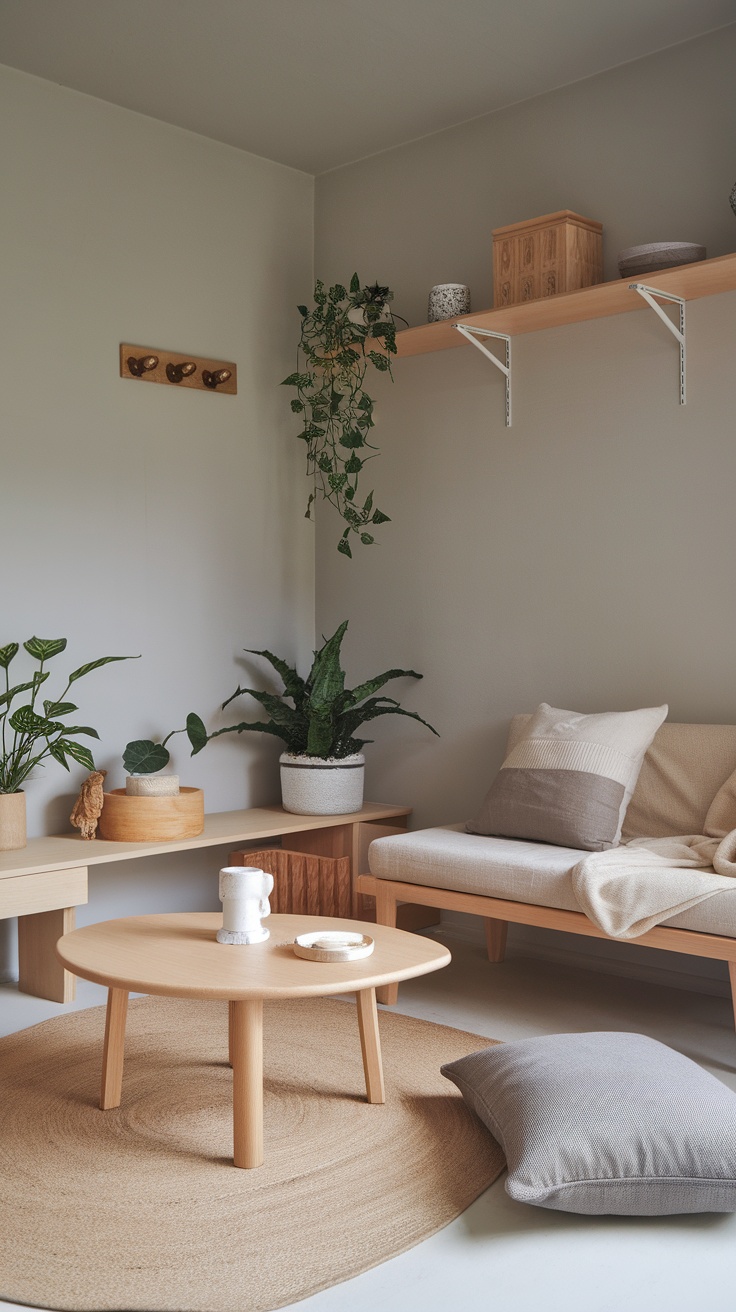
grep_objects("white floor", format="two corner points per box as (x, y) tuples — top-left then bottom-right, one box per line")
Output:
(2, 929), (736, 1312)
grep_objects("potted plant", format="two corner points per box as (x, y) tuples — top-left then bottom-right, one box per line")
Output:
(0, 637), (136, 850)
(282, 275), (403, 558)
(123, 714), (208, 795)
(209, 621), (438, 815)
(98, 713), (209, 843)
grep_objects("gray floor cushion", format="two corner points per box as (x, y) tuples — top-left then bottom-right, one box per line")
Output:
(442, 1031), (736, 1215)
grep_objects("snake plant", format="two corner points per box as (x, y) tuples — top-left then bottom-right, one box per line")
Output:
(210, 620), (438, 759)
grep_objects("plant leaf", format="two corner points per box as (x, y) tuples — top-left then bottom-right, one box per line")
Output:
(208, 720), (289, 743)
(57, 739), (97, 771)
(244, 649), (307, 705)
(337, 537), (352, 558)
(0, 643), (19, 669)
(122, 740), (170, 774)
(339, 703), (439, 740)
(68, 654), (139, 684)
(338, 430), (365, 449)
(234, 688), (305, 729)
(0, 675), (50, 711)
(59, 725), (100, 739)
(306, 713), (335, 757)
(342, 669), (422, 707)
(185, 712), (208, 755)
(23, 637), (67, 661)
(308, 622), (348, 711)
(8, 706), (50, 734)
(43, 700), (77, 718)
(48, 740), (70, 771)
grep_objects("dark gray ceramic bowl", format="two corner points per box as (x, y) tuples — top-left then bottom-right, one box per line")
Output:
(618, 242), (706, 278)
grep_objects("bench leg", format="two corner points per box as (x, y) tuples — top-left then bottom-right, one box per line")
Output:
(484, 918), (508, 963)
(18, 907), (77, 1002)
(375, 883), (399, 1006)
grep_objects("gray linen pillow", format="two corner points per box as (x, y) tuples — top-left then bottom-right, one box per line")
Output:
(442, 1031), (736, 1215)
(466, 702), (668, 851)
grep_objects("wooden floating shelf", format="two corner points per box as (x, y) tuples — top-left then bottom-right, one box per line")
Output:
(395, 252), (736, 357)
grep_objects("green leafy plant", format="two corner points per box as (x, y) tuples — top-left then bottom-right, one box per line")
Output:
(282, 275), (402, 558)
(123, 714), (208, 775)
(209, 620), (438, 759)
(0, 638), (137, 794)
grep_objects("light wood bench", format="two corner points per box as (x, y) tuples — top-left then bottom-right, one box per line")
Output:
(0, 803), (412, 1002)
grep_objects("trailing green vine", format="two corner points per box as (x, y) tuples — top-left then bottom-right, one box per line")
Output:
(282, 274), (399, 558)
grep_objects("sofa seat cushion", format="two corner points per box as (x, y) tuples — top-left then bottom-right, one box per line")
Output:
(368, 826), (584, 912)
(368, 827), (736, 939)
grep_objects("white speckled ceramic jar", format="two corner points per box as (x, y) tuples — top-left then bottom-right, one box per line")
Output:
(279, 753), (365, 815)
(427, 284), (471, 321)
(125, 773), (180, 797)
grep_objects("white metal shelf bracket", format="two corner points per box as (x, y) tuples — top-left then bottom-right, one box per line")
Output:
(455, 323), (512, 426)
(629, 283), (686, 405)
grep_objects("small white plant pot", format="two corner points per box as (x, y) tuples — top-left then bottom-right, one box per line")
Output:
(279, 753), (365, 816)
(217, 866), (274, 945)
(125, 774), (180, 797)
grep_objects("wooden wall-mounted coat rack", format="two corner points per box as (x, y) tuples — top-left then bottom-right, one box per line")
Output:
(120, 344), (237, 395)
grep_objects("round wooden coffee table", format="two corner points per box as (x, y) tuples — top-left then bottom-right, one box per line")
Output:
(56, 912), (451, 1168)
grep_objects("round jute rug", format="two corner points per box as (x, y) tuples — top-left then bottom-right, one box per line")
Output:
(0, 995), (503, 1312)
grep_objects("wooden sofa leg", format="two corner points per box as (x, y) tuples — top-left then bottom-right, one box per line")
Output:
(375, 882), (399, 1007)
(484, 918), (508, 963)
(728, 962), (736, 1030)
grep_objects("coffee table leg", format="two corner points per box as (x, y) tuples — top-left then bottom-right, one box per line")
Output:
(356, 987), (385, 1104)
(100, 987), (129, 1110)
(230, 999), (264, 1168)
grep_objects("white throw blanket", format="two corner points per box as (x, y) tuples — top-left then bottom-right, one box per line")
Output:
(572, 830), (736, 939)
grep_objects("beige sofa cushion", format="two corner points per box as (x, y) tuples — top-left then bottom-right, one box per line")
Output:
(367, 825), (736, 939)
(468, 703), (667, 851)
(508, 718), (736, 839)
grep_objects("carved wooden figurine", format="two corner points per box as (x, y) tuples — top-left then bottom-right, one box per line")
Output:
(70, 770), (107, 840)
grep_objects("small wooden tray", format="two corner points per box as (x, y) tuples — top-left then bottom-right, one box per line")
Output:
(293, 931), (374, 962)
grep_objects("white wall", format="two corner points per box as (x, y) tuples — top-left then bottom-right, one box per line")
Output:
(313, 28), (736, 991)
(0, 66), (315, 978)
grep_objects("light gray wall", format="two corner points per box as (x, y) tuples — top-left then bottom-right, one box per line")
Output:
(314, 29), (736, 989)
(0, 66), (315, 978)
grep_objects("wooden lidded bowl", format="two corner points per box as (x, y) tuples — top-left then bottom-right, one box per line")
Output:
(97, 787), (204, 842)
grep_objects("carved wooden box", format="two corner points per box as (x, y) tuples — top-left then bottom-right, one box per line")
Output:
(492, 210), (603, 307)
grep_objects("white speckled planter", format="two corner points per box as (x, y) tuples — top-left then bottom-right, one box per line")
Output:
(427, 283), (471, 321)
(125, 773), (180, 797)
(279, 753), (365, 816)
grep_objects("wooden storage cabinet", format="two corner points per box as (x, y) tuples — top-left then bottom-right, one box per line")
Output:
(493, 210), (603, 307)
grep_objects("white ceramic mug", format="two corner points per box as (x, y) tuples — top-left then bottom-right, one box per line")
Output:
(217, 866), (274, 945)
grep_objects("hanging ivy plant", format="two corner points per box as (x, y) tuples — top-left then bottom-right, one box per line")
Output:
(282, 274), (401, 558)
